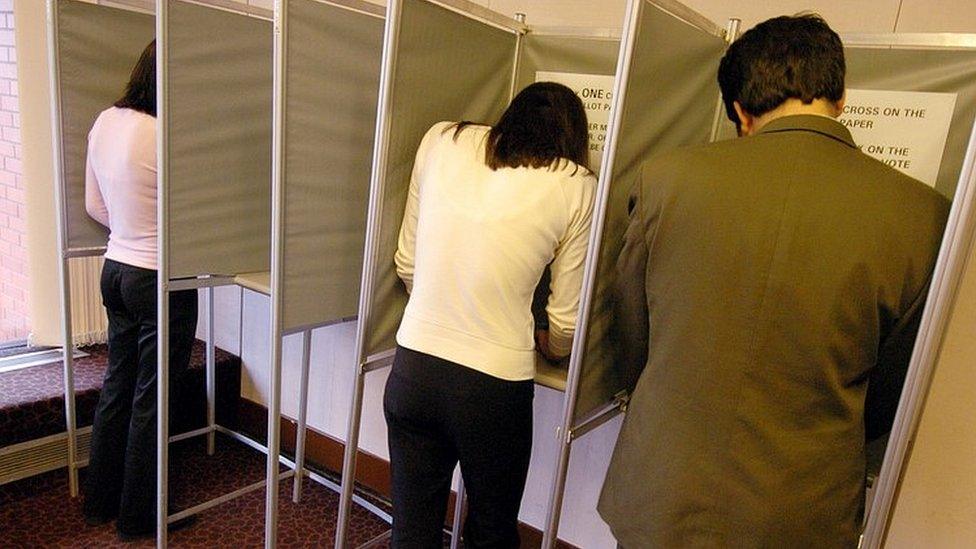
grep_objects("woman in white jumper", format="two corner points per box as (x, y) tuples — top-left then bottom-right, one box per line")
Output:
(388, 82), (597, 548)
(83, 40), (197, 540)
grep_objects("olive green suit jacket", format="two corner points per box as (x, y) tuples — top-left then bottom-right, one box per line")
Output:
(598, 115), (950, 548)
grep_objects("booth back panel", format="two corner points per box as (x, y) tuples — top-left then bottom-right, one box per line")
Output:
(364, 0), (517, 357)
(516, 34), (621, 91)
(575, 2), (727, 423)
(165, 1), (272, 279)
(282, 1), (384, 331)
(846, 48), (976, 198)
(57, 0), (154, 251)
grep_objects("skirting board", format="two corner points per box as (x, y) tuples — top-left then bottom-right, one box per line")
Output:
(235, 397), (579, 549)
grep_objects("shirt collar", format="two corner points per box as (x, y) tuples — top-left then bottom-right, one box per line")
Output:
(757, 114), (857, 149)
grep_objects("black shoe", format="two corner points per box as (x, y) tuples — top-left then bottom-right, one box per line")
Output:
(117, 515), (198, 542)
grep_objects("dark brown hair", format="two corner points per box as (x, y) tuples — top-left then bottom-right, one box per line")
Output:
(452, 82), (591, 173)
(115, 40), (156, 116)
(718, 14), (845, 128)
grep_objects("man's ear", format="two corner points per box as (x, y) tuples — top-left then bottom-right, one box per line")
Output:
(733, 101), (754, 137)
(834, 91), (847, 117)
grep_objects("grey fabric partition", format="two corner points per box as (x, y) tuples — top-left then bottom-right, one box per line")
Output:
(574, 1), (727, 422)
(282, 0), (384, 331)
(516, 33), (621, 94)
(846, 47), (976, 199)
(57, 0), (154, 251)
(364, 0), (517, 356)
(165, 0), (272, 279)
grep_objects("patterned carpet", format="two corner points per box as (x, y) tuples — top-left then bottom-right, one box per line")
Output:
(0, 434), (396, 548)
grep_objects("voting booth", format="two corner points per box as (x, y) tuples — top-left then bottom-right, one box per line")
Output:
(564, 17), (976, 549)
(46, 0), (156, 499)
(157, 0), (388, 546)
(334, 2), (522, 545)
(263, 0), (386, 545)
(338, 0), (976, 545)
(536, 1), (733, 545)
(155, 0), (275, 545)
(541, 9), (976, 546)
(839, 34), (976, 548)
(50, 0), (385, 545)
(56, 0), (383, 545)
(332, 0), (733, 545)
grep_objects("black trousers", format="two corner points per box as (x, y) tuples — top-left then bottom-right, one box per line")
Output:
(384, 346), (535, 549)
(83, 259), (198, 535)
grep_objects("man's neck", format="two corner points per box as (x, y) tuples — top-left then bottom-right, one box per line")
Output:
(751, 98), (842, 134)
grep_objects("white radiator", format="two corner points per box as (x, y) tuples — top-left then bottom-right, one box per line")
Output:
(68, 256), (108, 346)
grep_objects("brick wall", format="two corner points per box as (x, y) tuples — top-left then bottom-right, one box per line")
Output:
(0, 0), (28, 344)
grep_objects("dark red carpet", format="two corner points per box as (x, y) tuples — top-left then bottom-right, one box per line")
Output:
(0, 434), (394, 548)
(0, 341), (241, 447)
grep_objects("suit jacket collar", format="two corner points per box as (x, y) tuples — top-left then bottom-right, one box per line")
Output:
(757, 114), (857, 149)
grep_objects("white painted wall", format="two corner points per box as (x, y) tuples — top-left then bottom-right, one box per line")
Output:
(14, 0), (62, 346)
(885, 240), (976, 547)
(212, 2), (976, 548)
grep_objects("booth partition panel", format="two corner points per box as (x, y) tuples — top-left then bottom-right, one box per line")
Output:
(58, 0), (154, 251)
(517, 33), (621, 92)
(166, 0), (272, 279)
(282, 0), (384, 331)
(573, 0), (728, 425)
(516, 32), (620, 389)
(845, 47), (976, 198)
(363, 0), (518, 358)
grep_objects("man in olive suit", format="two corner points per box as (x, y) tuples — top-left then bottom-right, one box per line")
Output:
(599, 15), (950, 547)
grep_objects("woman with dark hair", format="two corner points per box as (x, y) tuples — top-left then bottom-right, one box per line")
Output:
(387, 82), (597, 547)
(83, 39), (198, 540)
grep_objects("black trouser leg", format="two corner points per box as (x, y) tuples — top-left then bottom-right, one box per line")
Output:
(384, 357), (458, 548)
(115, 265), (198, 535)
(384, 346), (534, 549)
(452, 368), (533, 549)
(83, 261), (139, 521)
(82, 259), (197, 534)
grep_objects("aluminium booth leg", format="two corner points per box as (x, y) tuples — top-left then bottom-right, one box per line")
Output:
(541, 424), (574, 549)
(206, 286), (216, 456)
(59, 256), (79, 497)
(157, 283), (172, 548)
(450, 476), (465, 549)
(335, 363), (368, 548)
(293, 329), (312, 503)
(47, 0), (79, 499)
(265, 330), (285, 548)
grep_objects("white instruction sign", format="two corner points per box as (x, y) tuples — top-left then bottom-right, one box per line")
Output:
(840, 89), (957, 187)
(536, 71), (616, 172)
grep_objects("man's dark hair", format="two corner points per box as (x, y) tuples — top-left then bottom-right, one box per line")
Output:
(115, 40), (156, 116)
(718, 14), (845, 127)
(452, 81), (591, 173)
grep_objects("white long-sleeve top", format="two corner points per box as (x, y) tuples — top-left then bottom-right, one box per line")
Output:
(85, 106), (158, 270)
(395, 122), (597, 381)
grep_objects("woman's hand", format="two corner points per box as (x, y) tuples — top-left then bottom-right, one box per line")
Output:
(535, 329), (568, 364)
